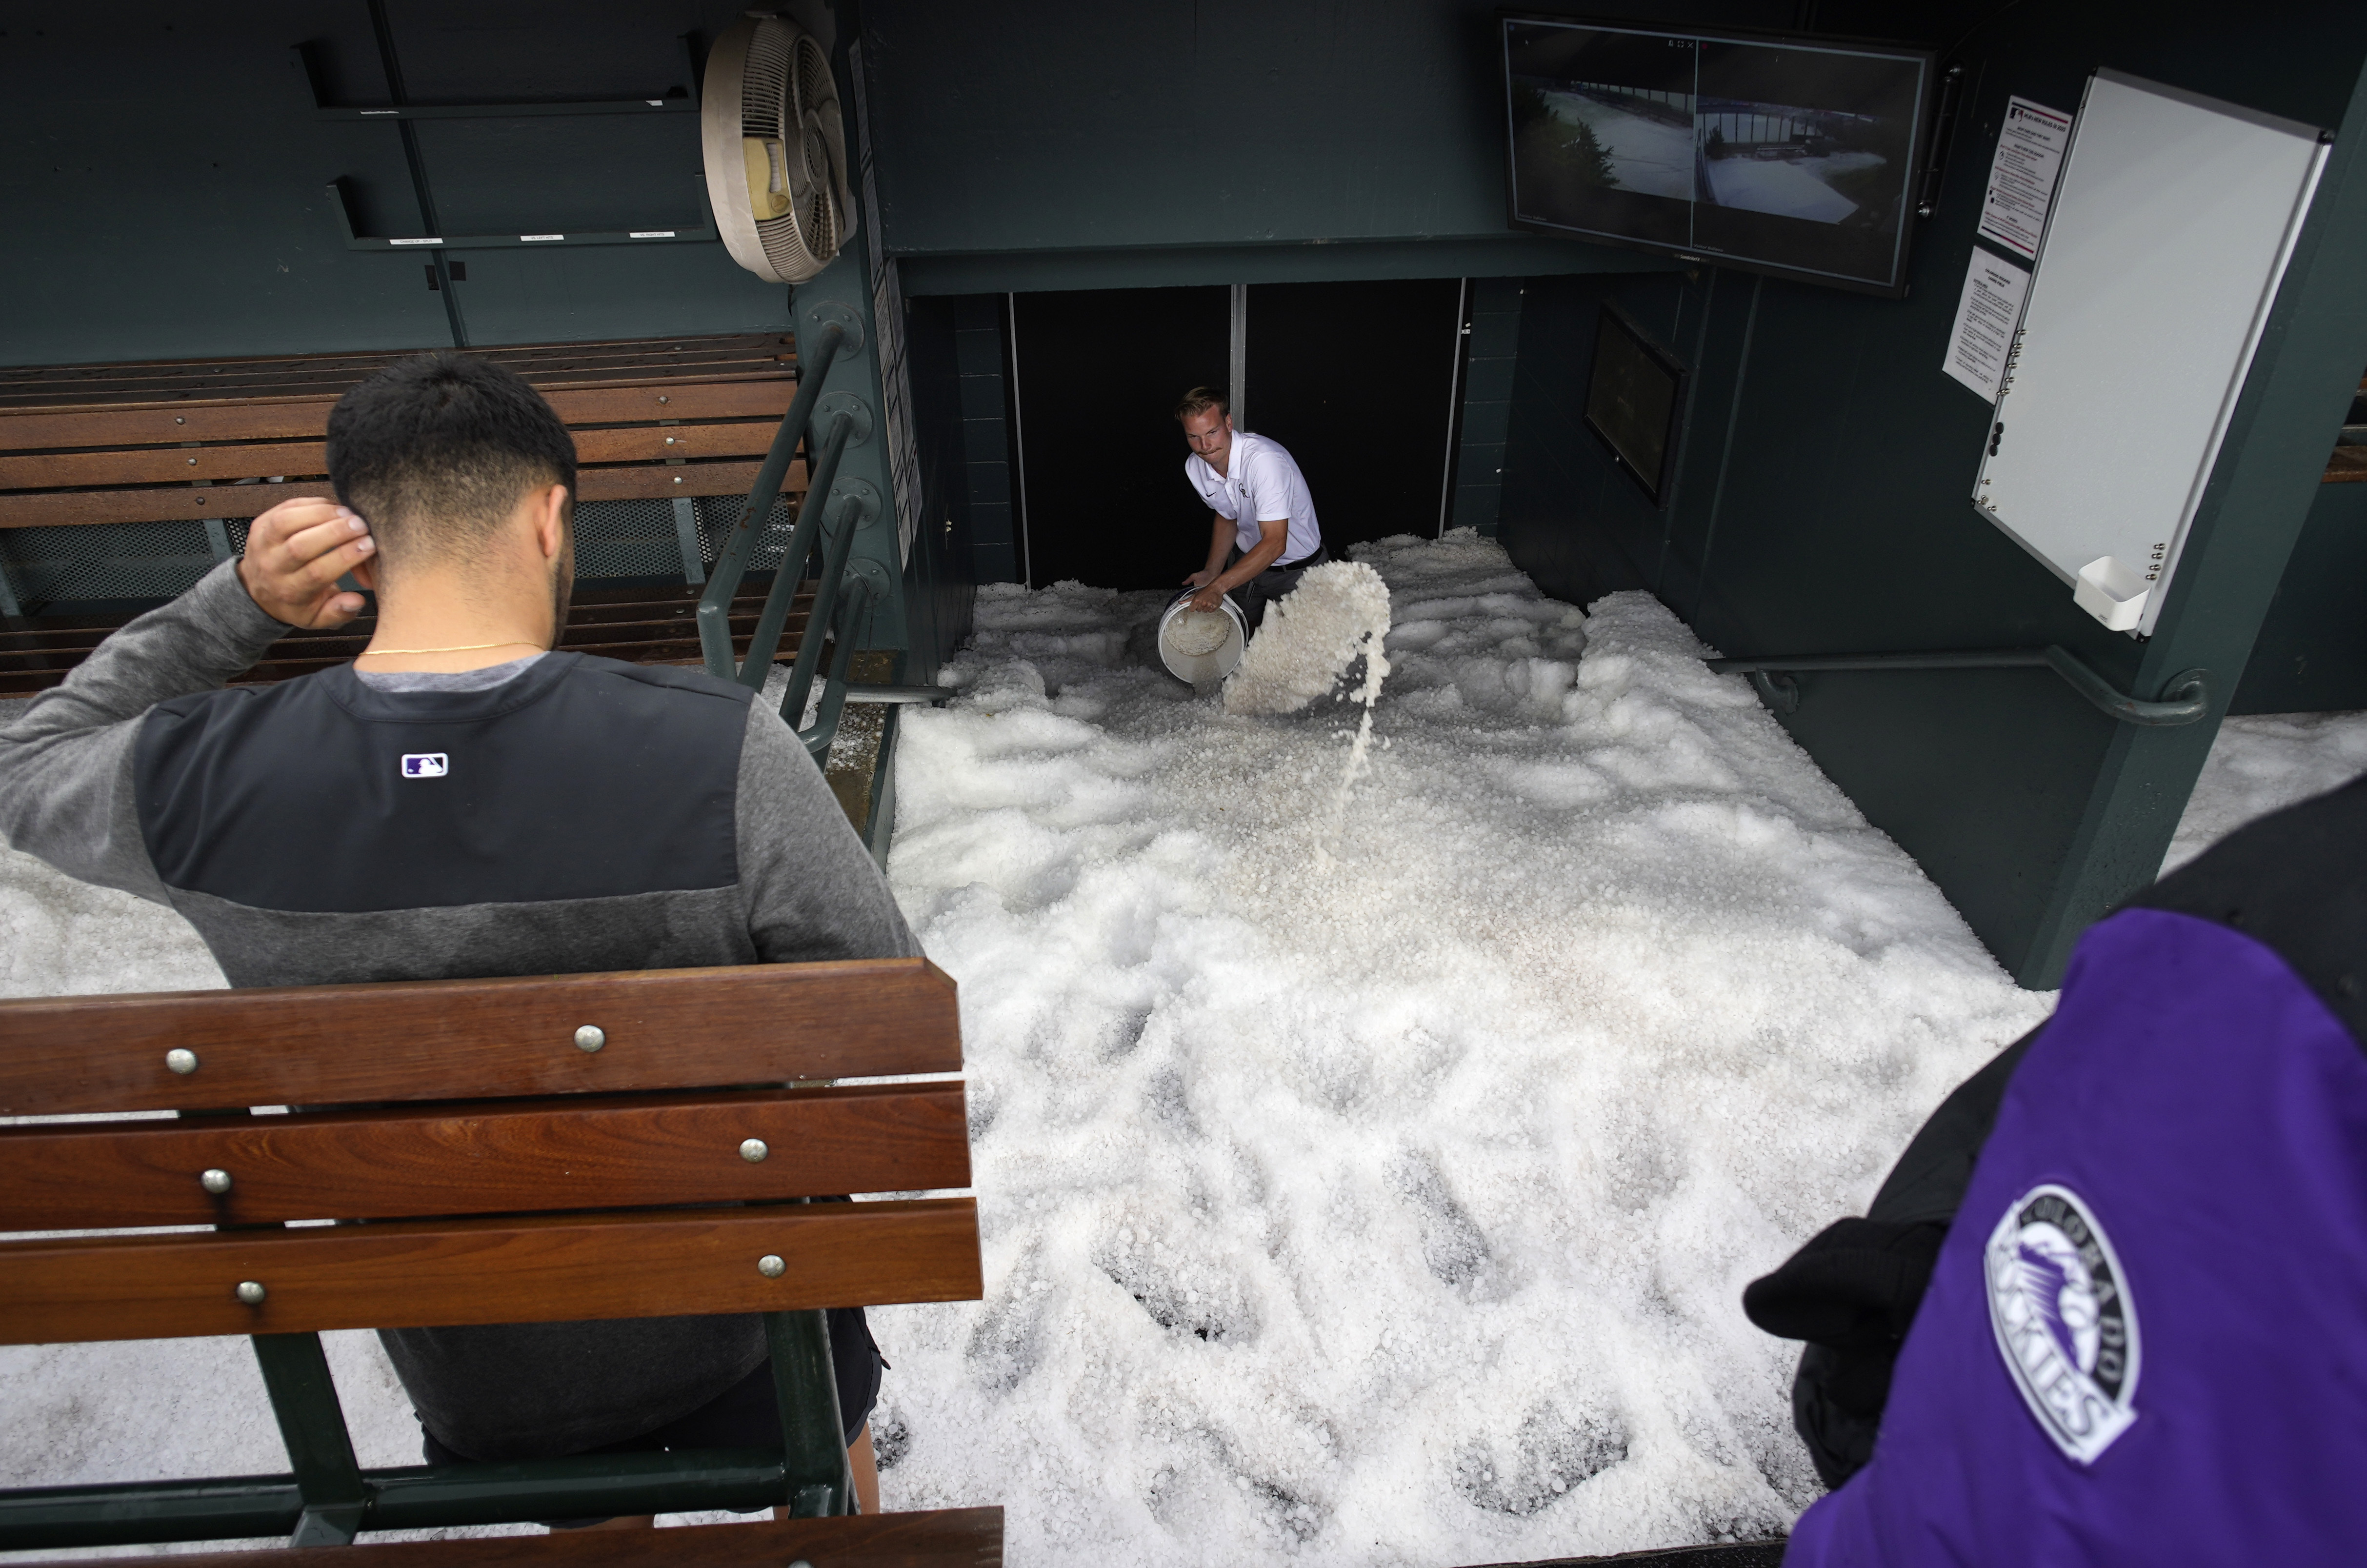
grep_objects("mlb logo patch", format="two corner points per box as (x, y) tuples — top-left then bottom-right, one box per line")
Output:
(401, 753), (449, 779)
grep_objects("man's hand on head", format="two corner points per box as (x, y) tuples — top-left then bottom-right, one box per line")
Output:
(238, 497), (378, 629)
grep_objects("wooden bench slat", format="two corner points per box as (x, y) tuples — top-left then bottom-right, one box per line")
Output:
(575, 459), (804, 504)
(0, 960), (959, 1117)
(0, 1196), (980, 1345)
(0, 382), (799, 454)
(1, 1507), (1006, 1567)
(575, 424), (785, 464)
(0, 440), (327, 490)
(0, 348), (791, 399)
(0, 363), (790, 414)
(0, 482), (317, 527)
(0, 336), (796, 412)
(0, 428), (791, 494)
(0, 1083), (969, 1230)
(0, 338), (791, 382)
(0, 404), (344, 449)
(4, 614), (812, 696)
(0, 461), (805, 528)
(0, 333), (792, 384)
(551, 383), (804, 427)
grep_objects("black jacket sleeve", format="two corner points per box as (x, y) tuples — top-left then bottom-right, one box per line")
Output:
(1742, 1027), (2035, 1488)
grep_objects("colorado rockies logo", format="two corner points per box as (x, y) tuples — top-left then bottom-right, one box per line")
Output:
(1985, 1183), (2140, 1464)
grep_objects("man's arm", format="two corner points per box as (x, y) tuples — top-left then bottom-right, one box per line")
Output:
(1186, 517), (1288, 613)
(733, 703), (921, 963)
(1184, 514), (1232, 592)
(0, 498), (373, 899)
(1742, 1025), (2042, 1488)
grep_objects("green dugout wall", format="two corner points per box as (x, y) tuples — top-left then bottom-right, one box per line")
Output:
(1493, 0), (2367, 985)
(0, 3), (786, 363)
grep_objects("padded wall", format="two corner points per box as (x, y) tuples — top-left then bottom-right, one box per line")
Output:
(859, 0), (1779, 294)
(0, 0), (787, 365)
(2230, 480), (2367, 713)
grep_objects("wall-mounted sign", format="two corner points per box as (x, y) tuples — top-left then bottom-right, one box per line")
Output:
(1942, 250), (2031, 402)
(1977, 97), (2074, 261)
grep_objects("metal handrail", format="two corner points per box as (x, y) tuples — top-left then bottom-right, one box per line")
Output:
(735, 412), (855, 688)
(800, 575), (881, 764)
(682, 315), (898, 768)
(776, 479), (868, 727)
(1706, 646), (2210, 726)
(695, 322), (847, 680)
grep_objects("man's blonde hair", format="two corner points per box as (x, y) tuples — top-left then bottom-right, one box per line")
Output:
(1174, 386), (1230, 423)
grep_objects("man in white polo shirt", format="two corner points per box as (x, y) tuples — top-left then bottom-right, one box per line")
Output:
(1176, 386), (1326, 628)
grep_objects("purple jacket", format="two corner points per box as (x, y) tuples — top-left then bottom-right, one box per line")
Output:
(1779, 778), (2367, 1565)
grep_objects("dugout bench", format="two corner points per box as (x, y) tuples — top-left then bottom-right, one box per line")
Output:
(0, 335), (817, 696)
(0, 959), (999, 1565)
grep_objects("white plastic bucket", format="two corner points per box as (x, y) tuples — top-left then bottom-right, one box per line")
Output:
(1157, 590), (1248, 685)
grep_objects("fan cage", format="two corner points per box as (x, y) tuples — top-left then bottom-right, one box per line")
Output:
(732, 20), (840, 281)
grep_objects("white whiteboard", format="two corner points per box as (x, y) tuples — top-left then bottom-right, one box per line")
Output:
(1972, 69), (2327, 636)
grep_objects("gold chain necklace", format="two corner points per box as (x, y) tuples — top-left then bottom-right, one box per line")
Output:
(355, 641), (546, 658)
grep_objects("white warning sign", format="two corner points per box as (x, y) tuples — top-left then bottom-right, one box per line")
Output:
(1978, 97), (2075, 261)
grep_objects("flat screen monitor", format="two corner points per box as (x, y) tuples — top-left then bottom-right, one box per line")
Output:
(1500, 12), (1936, 296)
(1585, 304), (1685, 503)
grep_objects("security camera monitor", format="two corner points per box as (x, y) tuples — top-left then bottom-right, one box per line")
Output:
(1501, 12), (1935, 296)
(1584, 304), (1685, 503)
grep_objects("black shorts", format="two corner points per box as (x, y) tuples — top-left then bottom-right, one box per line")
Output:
(420, 1305), (883, 1471)
(1233, 543), (1329, 629)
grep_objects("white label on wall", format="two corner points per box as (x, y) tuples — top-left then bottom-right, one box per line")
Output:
(1943, 250), (2032, 402)
(1978, 97), (2075, 260)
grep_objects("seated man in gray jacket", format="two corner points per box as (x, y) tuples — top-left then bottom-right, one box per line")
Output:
(0, 353), (915, 1521)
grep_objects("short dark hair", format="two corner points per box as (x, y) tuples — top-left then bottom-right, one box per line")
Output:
(326, 353), (577, 566)
(1175, 385), (1229, 422)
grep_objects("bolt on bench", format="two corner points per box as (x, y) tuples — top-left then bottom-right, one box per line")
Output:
(0, 958), (999, 1564)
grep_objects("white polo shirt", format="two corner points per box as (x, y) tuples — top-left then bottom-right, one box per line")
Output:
(1184, 430), (1322, 567)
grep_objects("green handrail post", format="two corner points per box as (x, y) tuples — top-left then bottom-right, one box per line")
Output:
(737, 412), (856, 689)
(696, 322), (847, 679)
(777, 491), (867, 726)
(762, 1310), (852, 1518)
(802, 576), (879, 765)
